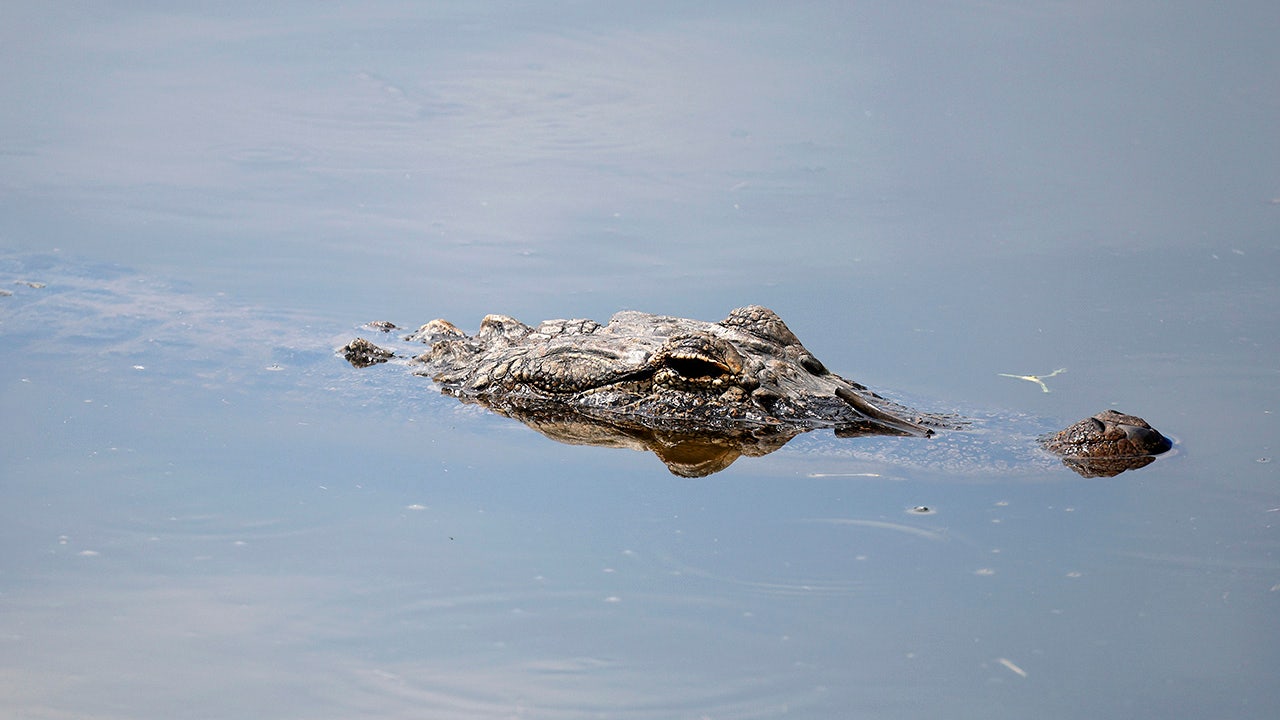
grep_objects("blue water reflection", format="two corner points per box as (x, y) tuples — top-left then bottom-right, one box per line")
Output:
(3, 1), (1280, 718)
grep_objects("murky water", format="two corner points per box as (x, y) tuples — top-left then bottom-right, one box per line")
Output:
(3, 2), (1279, 718)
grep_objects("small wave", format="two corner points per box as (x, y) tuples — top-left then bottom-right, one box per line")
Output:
(219, 142), (321, 167)
(320, 586), (825, 719)
(644, 515), (975, 600)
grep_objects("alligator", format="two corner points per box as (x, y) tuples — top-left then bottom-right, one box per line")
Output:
(340, 305), (1171, 477)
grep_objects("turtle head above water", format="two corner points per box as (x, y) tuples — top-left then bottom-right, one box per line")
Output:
(1038, 409), (1173, 477)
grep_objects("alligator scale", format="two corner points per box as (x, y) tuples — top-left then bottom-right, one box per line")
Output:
(341, 305), (1171, 477)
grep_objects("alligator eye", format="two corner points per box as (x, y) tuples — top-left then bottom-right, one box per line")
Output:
(655, 334), (745, 379)
(665, 355), (730, 378)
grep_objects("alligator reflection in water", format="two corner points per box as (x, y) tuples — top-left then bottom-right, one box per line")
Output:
(341, 306), (1171, 478)
(441, 393), (919, 478)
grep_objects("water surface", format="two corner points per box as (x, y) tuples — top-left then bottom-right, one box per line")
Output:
(2, 2), (1279, 718)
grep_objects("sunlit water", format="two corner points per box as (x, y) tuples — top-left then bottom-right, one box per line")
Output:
(3, 2), (1279, 718)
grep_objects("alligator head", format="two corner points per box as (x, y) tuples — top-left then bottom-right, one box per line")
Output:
(408, 305), (951, 441)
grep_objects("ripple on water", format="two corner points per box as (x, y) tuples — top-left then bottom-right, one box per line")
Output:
(309, 587), (830, 719)
(218, 142), (322, 167)
(644, 515), (977, 599)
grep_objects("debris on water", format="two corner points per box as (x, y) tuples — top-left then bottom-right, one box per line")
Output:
(997, 657), (1028, 678)
(808, 518), (945, 541)
(997, 367), (1066, 393)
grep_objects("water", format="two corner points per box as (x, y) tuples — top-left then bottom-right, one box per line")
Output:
(3, 2), (1279, 718)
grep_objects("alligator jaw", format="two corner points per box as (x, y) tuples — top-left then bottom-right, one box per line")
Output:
(835, 386), (934, 438)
